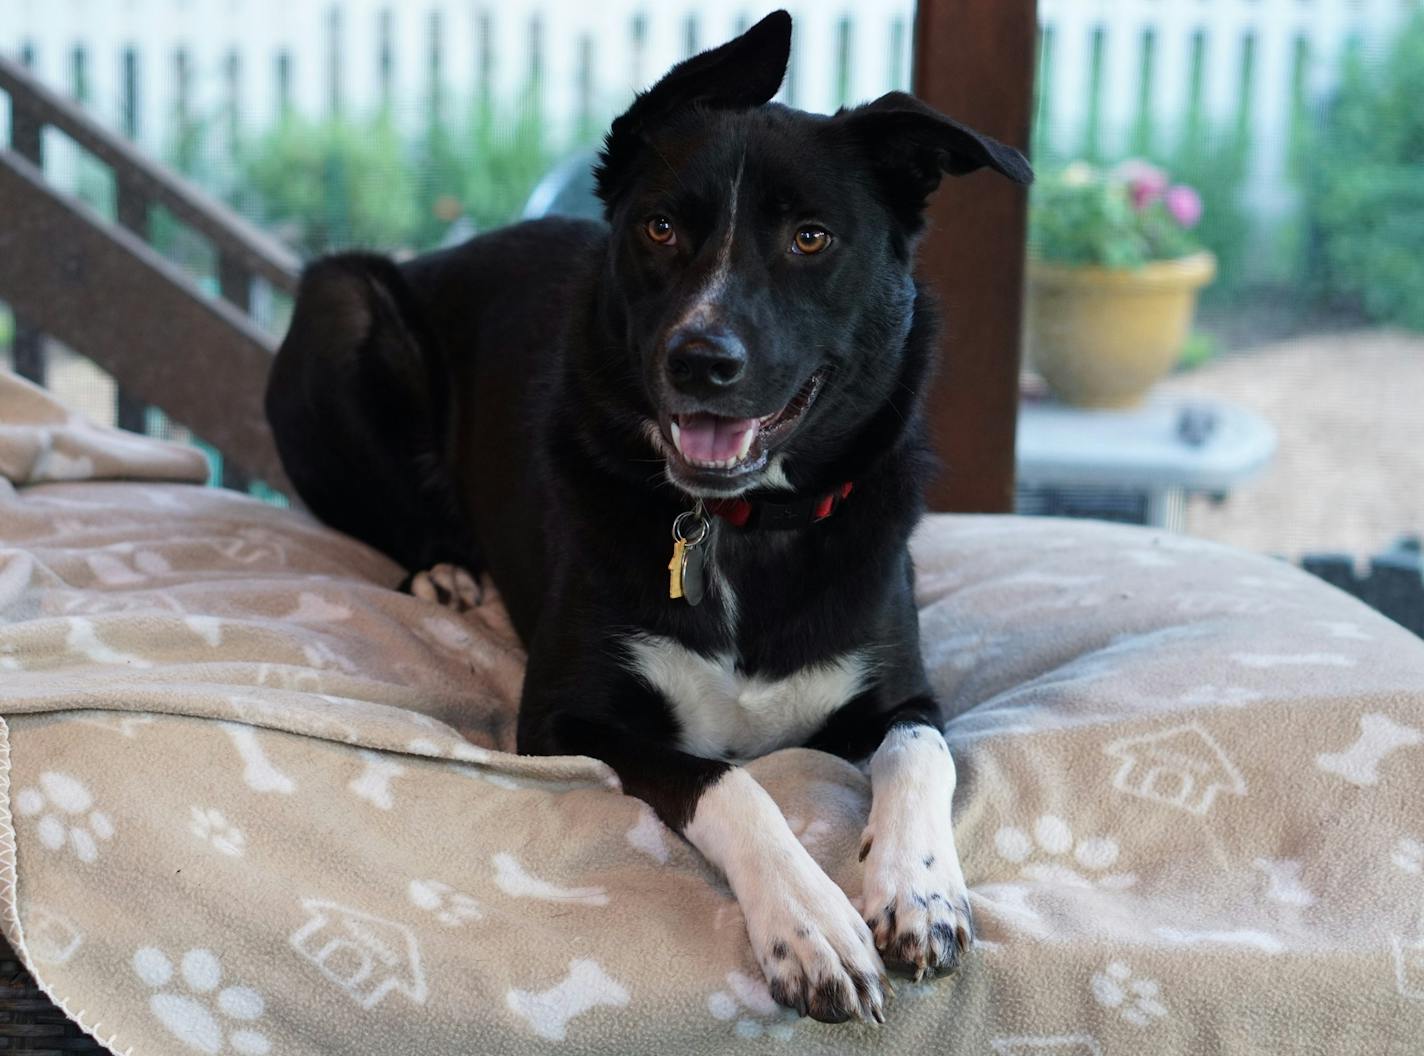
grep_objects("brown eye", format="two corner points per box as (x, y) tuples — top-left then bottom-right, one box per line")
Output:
(792, 226), (832, 255)
(645, 216), (676, 245)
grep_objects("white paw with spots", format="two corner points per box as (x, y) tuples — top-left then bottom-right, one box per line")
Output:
(190, 807), (245, 857)
(133, 947), (270, 1054)
(859, 725), (971, 983)
(994, 815), (1135, 890)
(15, 772), (114, 863)
(1091, 960), (1167, 1027)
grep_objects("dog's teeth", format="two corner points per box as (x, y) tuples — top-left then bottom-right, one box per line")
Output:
(670, 420), (684, 457)
(735, 429), (754, 463)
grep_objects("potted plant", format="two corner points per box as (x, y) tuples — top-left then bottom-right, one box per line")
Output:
(1025, 160), (1216, 408)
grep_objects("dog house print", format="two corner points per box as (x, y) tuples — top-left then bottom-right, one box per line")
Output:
(1104, 724), (1246, 816)
(289, 899), (428, 1009)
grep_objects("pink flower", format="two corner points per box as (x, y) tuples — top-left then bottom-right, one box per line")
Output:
(1115, 159), (1168, 210)
(1164, 184), (1203, 228)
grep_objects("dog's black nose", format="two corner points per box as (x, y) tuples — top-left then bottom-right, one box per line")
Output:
(665, 329), (747, 394)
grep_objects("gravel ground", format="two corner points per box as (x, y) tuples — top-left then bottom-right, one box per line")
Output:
(1159, 328), (1424, 560)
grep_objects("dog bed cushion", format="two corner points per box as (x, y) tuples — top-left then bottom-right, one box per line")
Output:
(1, 369), (1422, 1055)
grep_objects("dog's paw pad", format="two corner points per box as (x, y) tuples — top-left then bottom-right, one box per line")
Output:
(864, 887), (973, 981)
(409, 564), (481, 612)
(768, 964), (887, 1024)
(861, 823), (974, 981)
(751, 899), (887, 1024)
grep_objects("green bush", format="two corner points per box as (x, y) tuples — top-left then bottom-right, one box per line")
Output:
(233, 112), (421, 257)
(229, 98), (558, 259)
(1165, 130), (1252, 302)
(1306, 13), (1424, 329)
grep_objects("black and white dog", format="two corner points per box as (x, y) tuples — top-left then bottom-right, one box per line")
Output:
(266, 11), (1030, 1024)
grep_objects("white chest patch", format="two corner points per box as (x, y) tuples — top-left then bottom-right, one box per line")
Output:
(623, 634), (868, 760)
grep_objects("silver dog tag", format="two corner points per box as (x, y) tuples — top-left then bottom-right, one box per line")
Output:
(680, 539), (707, 606)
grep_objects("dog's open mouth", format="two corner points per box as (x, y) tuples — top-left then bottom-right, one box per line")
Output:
(661, 370), (825, 480)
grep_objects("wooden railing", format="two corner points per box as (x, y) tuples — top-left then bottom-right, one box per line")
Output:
(0, 53), (300, 493)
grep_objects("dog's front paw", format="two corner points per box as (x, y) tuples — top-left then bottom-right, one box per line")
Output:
(743, 864), (889, 1023)
(408, 563), (481, 612)
(859, 828), (973, 981)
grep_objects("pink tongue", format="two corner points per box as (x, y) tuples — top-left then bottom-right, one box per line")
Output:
(676, 413), (758, 463)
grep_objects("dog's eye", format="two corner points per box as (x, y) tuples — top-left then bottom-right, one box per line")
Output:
(792, 226), (832, 255)
(645, 216), (677, 246)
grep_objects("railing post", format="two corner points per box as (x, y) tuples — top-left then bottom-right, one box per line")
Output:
(10, 100), (43, 164)
(114, 176), (151, 433)
(10, 97), (48, 388)
(11, 324), (47, 386)
(217, 252), (254, 491)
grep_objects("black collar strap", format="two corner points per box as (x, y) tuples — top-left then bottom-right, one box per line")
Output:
(705, 482), (854, 531)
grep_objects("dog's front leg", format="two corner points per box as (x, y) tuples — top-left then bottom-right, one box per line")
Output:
(686, 767), (888, 1022)
(549, 716), (888, 1023)
(858, 717), (973, 980)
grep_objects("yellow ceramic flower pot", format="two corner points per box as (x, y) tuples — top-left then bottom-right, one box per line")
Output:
(1024, 251), (1217, 408)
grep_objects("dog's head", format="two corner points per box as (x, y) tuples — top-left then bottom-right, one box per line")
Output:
(593, 10), (1032, 498)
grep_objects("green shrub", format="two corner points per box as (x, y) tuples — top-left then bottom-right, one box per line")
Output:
(1306, 13), (1424, 329)
(229, 97), (558, 259)
(1165, 129), (1252, 302)
(233, 112), (422, 257)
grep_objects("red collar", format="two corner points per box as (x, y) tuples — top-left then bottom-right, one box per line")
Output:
(704, 482), (854, 531)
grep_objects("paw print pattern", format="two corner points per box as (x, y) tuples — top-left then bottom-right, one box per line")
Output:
(707, 971), (799, 1041)
(133, 947), (270, 1054)
(1091, 961), (1167, 1026)
(14, 772), (114, 863)
(1392, 837), (1423, 875)
(994, 815), (1135, 890)
(190, 808), (245, 857)
(408, 879), (483, 926)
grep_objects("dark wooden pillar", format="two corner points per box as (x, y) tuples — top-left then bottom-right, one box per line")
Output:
(913, 1), (1036, 512)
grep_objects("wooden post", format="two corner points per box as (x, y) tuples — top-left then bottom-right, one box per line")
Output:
(913, 0), (1036, 513)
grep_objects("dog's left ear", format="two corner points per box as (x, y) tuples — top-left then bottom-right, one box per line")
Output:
(595, 10), (792, 208)
(838, 91), (1033, 227)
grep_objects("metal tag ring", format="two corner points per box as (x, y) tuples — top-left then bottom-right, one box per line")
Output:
(672, 510), (709, 546)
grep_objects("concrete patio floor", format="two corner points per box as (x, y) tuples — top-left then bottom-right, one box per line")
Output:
(1159, 328), (1424, 560)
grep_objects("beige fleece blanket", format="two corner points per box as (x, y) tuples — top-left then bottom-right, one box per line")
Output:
(1, 368), (1423, 1055)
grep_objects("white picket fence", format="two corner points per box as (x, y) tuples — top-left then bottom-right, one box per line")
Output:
(0, 0), (915, 155)
(1, 0), (1418, 232)
(1037, 0), (1416, 223)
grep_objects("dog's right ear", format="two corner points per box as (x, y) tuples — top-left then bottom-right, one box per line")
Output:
(594, 10), (792, 208)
